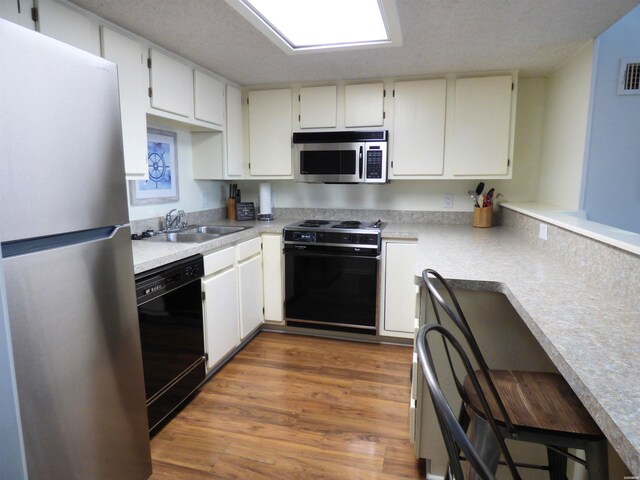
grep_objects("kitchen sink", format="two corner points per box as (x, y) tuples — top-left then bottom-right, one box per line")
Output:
(188, 225), (249, 235)
(144, 232), (220, 243)
(143, 225), (251, 243)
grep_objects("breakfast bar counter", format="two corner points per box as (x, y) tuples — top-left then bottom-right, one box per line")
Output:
(397, 221), (639, 475)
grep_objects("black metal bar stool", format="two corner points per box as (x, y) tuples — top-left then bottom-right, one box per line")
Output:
(416, 322), (522, 479)
(421, 268), (608, 479)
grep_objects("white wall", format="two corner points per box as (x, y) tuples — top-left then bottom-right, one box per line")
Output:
(536, 42), (594, 209)
(582, 5), (640, 233)
(235, 78), (546, 213)
(126, 124), (227, 221)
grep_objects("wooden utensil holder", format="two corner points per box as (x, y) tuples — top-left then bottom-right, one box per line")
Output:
(473, 206), (492, 228)
(227, 198), (237, 220)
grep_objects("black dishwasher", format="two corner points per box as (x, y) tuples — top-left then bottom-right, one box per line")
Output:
(135, 254), (206, 433)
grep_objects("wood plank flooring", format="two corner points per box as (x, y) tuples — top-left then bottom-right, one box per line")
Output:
(149, 332), (425, 479)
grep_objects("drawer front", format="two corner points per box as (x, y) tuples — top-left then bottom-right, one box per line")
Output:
(236, 237), (261, 261)
(204, 247), (235, 276)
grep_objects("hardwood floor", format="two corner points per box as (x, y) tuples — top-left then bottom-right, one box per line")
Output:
(149, 332), (425, 479)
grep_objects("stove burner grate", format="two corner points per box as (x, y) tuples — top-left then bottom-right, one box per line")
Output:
(333, 220), (361, 228)
(300, 219), (330, 227)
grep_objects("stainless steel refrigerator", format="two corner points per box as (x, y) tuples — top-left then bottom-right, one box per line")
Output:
(0, 19), (152, 479)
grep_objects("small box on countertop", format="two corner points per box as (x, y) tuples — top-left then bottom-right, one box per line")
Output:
(473, 206), (492, 228)
(236, 202), (256, 221)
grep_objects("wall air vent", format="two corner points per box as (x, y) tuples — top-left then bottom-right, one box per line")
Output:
(618, 58), (640, 95)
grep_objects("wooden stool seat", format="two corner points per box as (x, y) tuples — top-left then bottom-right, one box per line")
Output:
(465, 370), (603, 437)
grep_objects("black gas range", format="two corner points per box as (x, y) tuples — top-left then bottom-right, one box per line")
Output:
(282, 219), (386, 335)
(283, 219), (386, 256)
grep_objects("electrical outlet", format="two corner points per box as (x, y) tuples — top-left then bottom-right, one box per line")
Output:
(442, 193), (454, 209)
(539, 223), (548, 240)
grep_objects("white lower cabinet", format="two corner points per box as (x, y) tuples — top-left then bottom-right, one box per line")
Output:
(379, 240), (418, 338)
(202, 247), (240, 371)
(262, 234), (284, 323)
(202, 238), (265, 371)
(236, 237), (264, 339)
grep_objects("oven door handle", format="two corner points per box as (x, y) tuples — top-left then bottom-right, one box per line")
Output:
(284, 248), (380, 260)
(358, 146), (363, 179)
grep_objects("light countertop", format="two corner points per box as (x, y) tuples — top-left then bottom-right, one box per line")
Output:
(406, 223), (639, 475)
(131, 219), (639, 473)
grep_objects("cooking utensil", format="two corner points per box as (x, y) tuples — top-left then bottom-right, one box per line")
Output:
(475, 182), (485, 196)
(468, 190), (479, 207)
(484, 188), (495, 207)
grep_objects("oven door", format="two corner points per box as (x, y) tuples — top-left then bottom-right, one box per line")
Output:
(137, 277), (206, 432)
(295, 142), (364, 183)
(284, 248), (379, 334)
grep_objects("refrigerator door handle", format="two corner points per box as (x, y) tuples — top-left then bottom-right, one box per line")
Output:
(2, 225), (126, 258)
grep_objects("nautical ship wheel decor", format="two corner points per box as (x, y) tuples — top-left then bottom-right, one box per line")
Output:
(129, 128), (180, 205)
(147, 151), (167, 185)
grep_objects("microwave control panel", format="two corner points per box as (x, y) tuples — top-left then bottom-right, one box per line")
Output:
(364, 143), (387, 182)
(366, 149), (383, 179)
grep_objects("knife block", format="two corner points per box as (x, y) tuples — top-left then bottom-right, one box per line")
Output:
(227, 198), (237, 220)
(473, 206), (492, 228)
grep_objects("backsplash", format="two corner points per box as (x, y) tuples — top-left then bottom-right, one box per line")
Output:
(502, 208), (639, 310)
(132, 207), (492, 234)
(273, 208), (492, 225)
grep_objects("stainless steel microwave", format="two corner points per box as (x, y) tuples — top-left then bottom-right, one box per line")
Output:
(292, 130), (388, 184)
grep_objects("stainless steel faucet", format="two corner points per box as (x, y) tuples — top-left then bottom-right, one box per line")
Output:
(165, 209), (186, 231)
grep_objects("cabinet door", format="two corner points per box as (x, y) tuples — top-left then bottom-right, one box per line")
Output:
(36, 0), (100, 55)
(451, 75), (513, 176)
(203, 267), (240, 370)
(382, 241), (417, 337)
(392, 79), (446, 176)
(262, 234), (284, 323)
(226, 84), (245, 177)
(238, 253), (264, 339)
(149, 48), (193, 118)
(345, 83), (384, 127)
(1, 0), (35, 29)
(194, 70), (225, 126)
(248, 89), (292, 176)
(101, 27), (148, 178)
(299, 85), (336, 128)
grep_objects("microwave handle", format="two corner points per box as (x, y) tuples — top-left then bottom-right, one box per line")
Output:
(359, 146), (363, 179)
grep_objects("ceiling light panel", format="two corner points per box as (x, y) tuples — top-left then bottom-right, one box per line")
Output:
(226, 0), (402, 54)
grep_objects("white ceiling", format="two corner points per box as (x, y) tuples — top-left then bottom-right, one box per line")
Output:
(69, 0), (640, 86)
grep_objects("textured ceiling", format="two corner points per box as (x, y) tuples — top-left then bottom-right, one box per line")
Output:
(69, 0), (640, 86)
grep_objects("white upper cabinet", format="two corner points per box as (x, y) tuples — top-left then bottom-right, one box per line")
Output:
(100, 27), (148, 178)
(451, 75), (514, 176)
(299, 85), (337, 129)
(248, 89), (292, 177)
(148, 48), (193, 118)
(1, 0), (36, 29)
(36, 0), (100, 55)
(225, 84), (245, 177)
(391, 79), (447, 177)
(194, 69), (225, 126)
(345, 83), (384, 127)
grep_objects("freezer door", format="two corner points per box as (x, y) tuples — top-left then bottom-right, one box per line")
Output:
(0, 20), (129, 242)
(3, 226), (152, 479)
